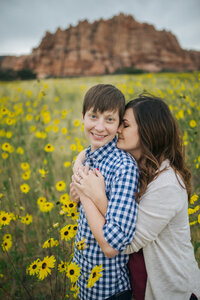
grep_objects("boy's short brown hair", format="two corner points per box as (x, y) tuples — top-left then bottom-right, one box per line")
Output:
(82, 84), (125, 124)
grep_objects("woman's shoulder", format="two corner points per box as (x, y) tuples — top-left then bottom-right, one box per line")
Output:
(141, 161), (188, 209)
(149, 160), (185, 191)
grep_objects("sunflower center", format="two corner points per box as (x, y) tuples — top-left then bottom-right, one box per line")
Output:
(73, 226), (77, 230)
(92, 272), (96, 278)
(32, 264), (37, 269)
(69, 204), (74, 208)
(64, 231), (69, 236)
(42, 263), (47, 269)
(70, 269), (75, 275)
(2, 217), (6, 221)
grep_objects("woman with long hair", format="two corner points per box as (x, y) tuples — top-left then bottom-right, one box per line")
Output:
(71, 94), (200, 300)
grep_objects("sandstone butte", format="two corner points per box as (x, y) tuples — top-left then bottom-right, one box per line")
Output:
(1, 13), (200, 79)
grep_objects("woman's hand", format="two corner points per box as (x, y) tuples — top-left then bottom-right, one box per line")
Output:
(69, 182), (80, 203)
(73, 168), (108, 215)
(73, 149), (86, 173)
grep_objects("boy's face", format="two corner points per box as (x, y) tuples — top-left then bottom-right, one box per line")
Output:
(83, 108), (120, 151)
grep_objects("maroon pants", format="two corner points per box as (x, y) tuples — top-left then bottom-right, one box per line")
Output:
(128, 249), (147, 300)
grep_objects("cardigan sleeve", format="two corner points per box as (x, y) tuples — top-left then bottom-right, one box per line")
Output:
(123, 182), (185, 254)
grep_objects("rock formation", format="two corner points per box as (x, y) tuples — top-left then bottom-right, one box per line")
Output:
(1, 13), (200, 78)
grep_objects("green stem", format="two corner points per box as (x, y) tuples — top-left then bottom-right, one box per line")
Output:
(5, 249), (34, 300)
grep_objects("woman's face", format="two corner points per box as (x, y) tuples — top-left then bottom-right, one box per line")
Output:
(117, 108), (141, 160)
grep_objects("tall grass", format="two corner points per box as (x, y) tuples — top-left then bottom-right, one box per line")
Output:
(0, 72), (200, 299)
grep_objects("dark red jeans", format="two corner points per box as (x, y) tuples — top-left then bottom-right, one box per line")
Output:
(128, 249), (147, 300)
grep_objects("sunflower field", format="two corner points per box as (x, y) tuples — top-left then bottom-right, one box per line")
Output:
(0, 72), (200, 299)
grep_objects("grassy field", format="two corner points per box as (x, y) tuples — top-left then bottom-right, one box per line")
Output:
(0, 72), (200, 299)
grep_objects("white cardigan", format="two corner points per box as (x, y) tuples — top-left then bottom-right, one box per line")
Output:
(123, 160), (200, 300)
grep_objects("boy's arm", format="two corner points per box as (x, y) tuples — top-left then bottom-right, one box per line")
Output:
(103, 163), (138, 252)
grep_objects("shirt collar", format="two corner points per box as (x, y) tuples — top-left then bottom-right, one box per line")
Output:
(155, 159), (170, 173)
(85, 136), (117, 162)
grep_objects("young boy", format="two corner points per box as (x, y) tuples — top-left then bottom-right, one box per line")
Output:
(72, 84), (138, 300)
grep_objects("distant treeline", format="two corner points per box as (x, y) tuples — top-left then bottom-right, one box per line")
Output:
(0, 68), (37, 81)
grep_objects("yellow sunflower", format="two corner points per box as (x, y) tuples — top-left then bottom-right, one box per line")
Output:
(56, 180), (66, 192)
(27, 259), (41, 276)
(21, 162), (30, 170)
(190, 194), (198, 204)
(76, 237), (87, 250)
(74, 119), (80, 127)
(71, 224), (78, 237)
(2, 152), (8, 160)
(20, 183), (30, 194)
(37, 256), (56, 280)
(198, 214), (200, 224)
(2, 239), (12, 252)
(17, 147), (24, 155)
(68, 210), (79, 221)
(44, 143), (54, 152)
(62, 201), (77, 213)
(43, 238), (59, 248)
(20, 214), (32, 225)
(22, 170), (31, 180)
(2, 142), (11, 152)
(0, 212), (12, 226)
(87, 264), (104, 288)
(39, 169), (48, 178)
(64, 161), (71, 168)
(70, 144), (77, 151)
(39, 202), (54, 212)
(60, 193), (70, 203)
(58, 260), (67, 273)
(60, 225), (74, 241)
(66, 262), (81, 283)
(70, 282), (80, 298)
(189, 120), (197, 128)
(37, 197), (47, 205)
(3, 234), (12, 241)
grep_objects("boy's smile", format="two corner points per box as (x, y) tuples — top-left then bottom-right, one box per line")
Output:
(83, 108), (120, 152)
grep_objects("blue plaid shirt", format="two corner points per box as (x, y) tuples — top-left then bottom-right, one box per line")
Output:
(73, 137), (139, 300)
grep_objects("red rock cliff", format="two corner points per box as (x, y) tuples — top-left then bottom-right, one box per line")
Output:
(1, 13), (200, 78)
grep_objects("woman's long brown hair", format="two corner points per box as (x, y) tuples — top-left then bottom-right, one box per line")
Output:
(126, 94), (192, 201)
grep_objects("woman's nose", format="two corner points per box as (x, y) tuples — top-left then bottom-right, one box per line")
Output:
(117, 124), (122, 134)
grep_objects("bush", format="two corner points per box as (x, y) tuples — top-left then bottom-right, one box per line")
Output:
(0, 68), (37, 81)
(113, 67), (146, 74)
(0, 69), (18, 81)
(17, 69), (37, 80)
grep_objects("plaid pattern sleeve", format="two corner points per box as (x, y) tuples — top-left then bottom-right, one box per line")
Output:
(103, 163), (138, 251)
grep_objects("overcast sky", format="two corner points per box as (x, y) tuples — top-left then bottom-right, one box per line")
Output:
(0, 0), (200, 56)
